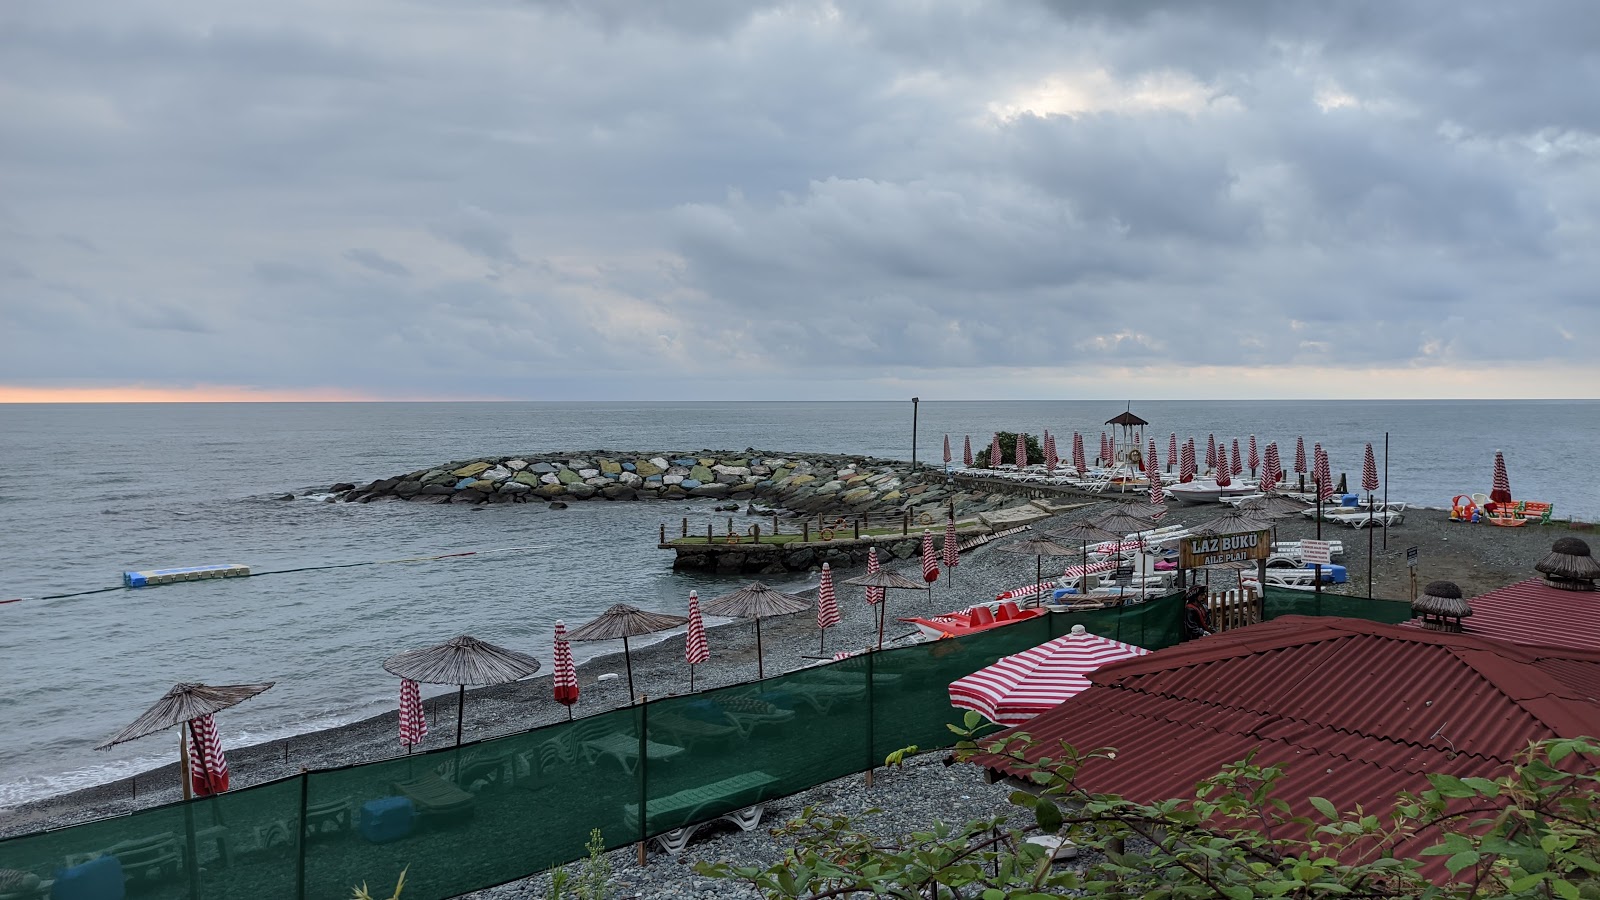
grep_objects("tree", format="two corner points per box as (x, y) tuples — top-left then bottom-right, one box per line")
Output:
(974, 433), (1043, 468)
(697, 719), (1600, 899)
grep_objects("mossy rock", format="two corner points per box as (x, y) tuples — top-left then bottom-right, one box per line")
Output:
(634, 460), (664, 477)
(557, 468), (584, 485)
(451, 461), (492, 478)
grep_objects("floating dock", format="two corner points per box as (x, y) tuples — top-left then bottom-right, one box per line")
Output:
(123, 564), (251, 588)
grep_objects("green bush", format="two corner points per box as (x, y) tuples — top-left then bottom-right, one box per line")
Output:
(974, 432), (1043, 467)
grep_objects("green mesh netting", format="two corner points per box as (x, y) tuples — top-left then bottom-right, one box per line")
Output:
(0, 588), (1413, 899)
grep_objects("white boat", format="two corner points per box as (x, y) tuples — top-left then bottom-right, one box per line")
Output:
(1166, 479), (1258, 505)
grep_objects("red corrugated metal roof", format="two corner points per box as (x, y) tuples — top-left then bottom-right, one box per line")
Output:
(969, 615), (1600, 883)
(1417, 578), (1600, 653)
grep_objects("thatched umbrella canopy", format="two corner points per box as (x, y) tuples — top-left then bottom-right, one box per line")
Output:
(1002, 537), (1080, 607)
(1535, 538), (1600, 592)
(1237, 494), (1310, 519)
(567, 604), (687, 702)
(843, 568), (930, 650)
(384, 635), (541, 745)
(702, 583), (809, 680)
(97, 681), (273, 799)
(1193, 509), (1270, 536)
(1414, 581), (1473, 631)
(1093, 503), (1157, 537)
(98, 682), (274, 750)
(1049, 521), (1121, 591)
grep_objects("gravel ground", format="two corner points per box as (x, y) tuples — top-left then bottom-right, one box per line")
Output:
(5, 493), (1582, 897)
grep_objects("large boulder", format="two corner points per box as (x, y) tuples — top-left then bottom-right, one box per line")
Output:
(578, 468), (600, 479)
(602, 484), (637, 500)
(662, 474), (685, 485)
(513, 472), (542, 487)
(648, 457), (670, 471)
(394, 480), (422, 497)
(530, 462), (557, 474)
(679, 478), (702, 490)
(506, 459), (528, 471)
(535, 484), (566, 498)
(634, 459), (664, 477)
(566, 483), (598, 500)
(600, 460), (623, 475)
(690, 483), (731, 498)
(451, 461), (492, 478)
(667, 465), (691, 477)
(557, 468), (583, 485)
(689, 465), (714, 483)
(481, 465), (512, 482)
(500, 480), (531, 494)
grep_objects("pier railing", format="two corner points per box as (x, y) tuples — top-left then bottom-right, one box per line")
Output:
(660, 507), (958, 546)
(0, 588), (1408, 900)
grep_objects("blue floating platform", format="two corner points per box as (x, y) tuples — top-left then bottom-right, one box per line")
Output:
(124, 564), (251, 588)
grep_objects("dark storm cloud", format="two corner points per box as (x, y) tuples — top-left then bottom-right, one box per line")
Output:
(0, 0), (1595, 398)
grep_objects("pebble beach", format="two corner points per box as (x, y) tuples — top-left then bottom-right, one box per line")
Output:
(2, 491), (1585, 897)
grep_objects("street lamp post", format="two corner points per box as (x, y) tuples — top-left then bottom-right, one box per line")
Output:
(911, 397), (920, 471)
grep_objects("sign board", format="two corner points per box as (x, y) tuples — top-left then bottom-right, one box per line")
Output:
(1301, 539), (1333, 566)
(1180, 529), (1271, 569)
(1406, 546), (1419, 568)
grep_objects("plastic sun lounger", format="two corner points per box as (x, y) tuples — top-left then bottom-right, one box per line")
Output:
(580, 731), (686, 775)
(649, 711), (742, 747)
(392, 772), (475, 822)
(623, 771), (779, 854)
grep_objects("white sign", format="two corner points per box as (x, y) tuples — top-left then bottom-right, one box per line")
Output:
(1301, 539), (1332, 566)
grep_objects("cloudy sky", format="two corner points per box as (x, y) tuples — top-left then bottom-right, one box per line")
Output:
(2, 1), (1596, 401)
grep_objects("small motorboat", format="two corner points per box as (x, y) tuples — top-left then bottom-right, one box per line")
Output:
(901, 600), (1047, 641)
(1166, 480), (1257, 505)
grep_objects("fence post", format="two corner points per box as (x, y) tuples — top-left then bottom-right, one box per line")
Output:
(659, 523), (665, 543)
(902, 511), (908, 535)
(865, 650), (876, 788)
(296, 771), (308, 900)
(681, 517), (687, 538)
(803, 521), (809, 542)
(854, 519), (860, 540)
(706, 522), (712, 541)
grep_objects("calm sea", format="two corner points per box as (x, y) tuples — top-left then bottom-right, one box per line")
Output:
(0, 400), (1594, 805)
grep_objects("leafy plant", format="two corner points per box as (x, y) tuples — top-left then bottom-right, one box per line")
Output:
(697, 715), (1600, 899)
(350, 866), (406, 900)
(973, 432), (1043, 468)
(546, 830), (612, 900)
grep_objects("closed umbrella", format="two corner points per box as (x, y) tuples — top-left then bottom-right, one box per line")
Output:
(921, 529), (940, 604)
(1314, 444), (1333, 502)
(1214, 445), (1232, 488)
(962, 435), (973, 467)
(703, 583), (810, 679)
(949, 625), (1148, 725)
(816, 563), (841, 652)
(1248, 435), (1260, 477)
(864, 546), (885, 607)
(1491, 450), (1513, 504)
(943, 434), (952, 468)
(1147, 439), (1166, 520)
(1260, 442), (1282, 493)
(1100, 431), (1110, 465)
(399, 679), (428, 750)
(1231, 439), (1243, 477)
(1168, 433), (1178, 473)
(552, 621), (579, 718)
(685, 591), (709, 691)
(1014, 432), (1027, 469)
(1363, 442), (1380, 599)
(185, 714), (229, 797)
(1294, 436), (1308, 491)
(844, 567), (927, 650)
(1001, 535), (1079, 605)
(97, 681), (273, 798)
(1043, 431), (1057, 472)
(990, 433), (1003, 469)
(1181, 439), (1196, 483)
(384, 634), (542, 745)
(567, 606), (685, 704)
(1206, 434), (1217, 471)
(943, 518), (959, 572)
(1072, 432), (1086, 473)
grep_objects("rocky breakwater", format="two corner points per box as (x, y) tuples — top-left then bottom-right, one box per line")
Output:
(335, 450), (1026, 521)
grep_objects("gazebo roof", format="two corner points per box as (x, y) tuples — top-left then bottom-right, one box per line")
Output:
(1104, 410), (1149, 427)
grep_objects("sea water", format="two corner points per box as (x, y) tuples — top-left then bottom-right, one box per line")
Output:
(0, 399), (1594, 804)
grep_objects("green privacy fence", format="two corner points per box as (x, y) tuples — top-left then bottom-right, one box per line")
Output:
(0, 589), (1404, 899)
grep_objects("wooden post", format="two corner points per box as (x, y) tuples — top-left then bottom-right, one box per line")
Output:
(681, 517), (688, 537)
(902, 511), (909, 535)
(803, 521), (810, 542)
(706, 522), (712, 540)
(659, 523), (666, 543)
(751, 524), (761, 543)
(854, 519), (861, 539)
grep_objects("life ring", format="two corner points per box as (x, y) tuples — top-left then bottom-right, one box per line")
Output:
(919, 513), (933, 525)
(830, 517), (850, 530)
(1128, 448), (1142, 469)
(820, 528), (835, 541)
(725, 533), (741, 544)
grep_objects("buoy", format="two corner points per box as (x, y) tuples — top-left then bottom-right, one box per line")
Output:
(123, 564), (251, 588)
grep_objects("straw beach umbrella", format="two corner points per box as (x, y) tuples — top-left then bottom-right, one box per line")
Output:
(384, 635), (541, 745)
(98, 681), (273, 798)
(1491, 450), (1513, 504)
(702, 583), (809, 679)
(844, 567), (927, 650)
(685, 591), (709, 690)
(963, 435), (973, 467)
(1051, 521), (1119, 592)
(552, 621), (579, 718)
(567, 606), (684, 704)
(1001, 535), (1078, 605)
(816, 563), (841, 653)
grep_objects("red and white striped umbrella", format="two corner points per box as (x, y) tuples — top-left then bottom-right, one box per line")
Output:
(1294, 436), (1308, 476)
(943, 518), (959, 569)
(1147, 439), (1167, 519)
(963, 435), (973, 467)
(1261, 442), (1282, 493)
(1206, 434), (1217, 470)
(990, 433), (1003, 468)
(1099, 431), (1110, 464)
(1167, 433), (1178, 472)
(1181, 439), (1196, 483)
(1072, 432), (1086, 472)
(552, 621), (579, 714)
(1042, 431), (1055, 471)
(399, 678), (428, 748)
(1491, 450), (1512, 503)
(1014, 432), (1027, 469)
(921, 529), (939, 583)
(816, 563), (841, 631)
(1248, 435), (1260, 476)
(1214, 442), (1232, 488)
(186, 713), (230, 796)
(864, 546), (884, 605)
(943, 434), (951, 466)
(1230, 438), (1243, 476)
(685, 591), (709, 690)
(1362, 442), (1379, 494)
(1314, 443), (1333, 501)
(948, 626), (1149, 725)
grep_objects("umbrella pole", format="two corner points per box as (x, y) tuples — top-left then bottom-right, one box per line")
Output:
(1368, 492), (1374, 600)
(623, 635), (636, 704)
(179, 723), (192, 801)
(876, 601), (885, 651)
(455, 684), (465, 748)
(1036, 555), (1043, 607)
(755, 617), (765, 680)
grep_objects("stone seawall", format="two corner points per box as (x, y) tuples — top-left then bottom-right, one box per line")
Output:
(334, 450), (1036, 523)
